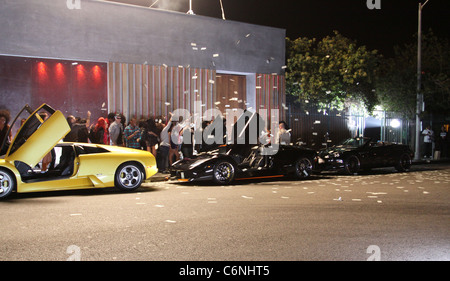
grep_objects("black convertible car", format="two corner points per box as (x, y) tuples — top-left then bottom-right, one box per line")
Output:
(170, 112), (316, 184)
(171, 144), (316, 184)
(316, 137), (413, 175)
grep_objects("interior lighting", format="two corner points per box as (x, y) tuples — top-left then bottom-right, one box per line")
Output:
(55, 63), (66, 82)
(92, 65), (101, 82)
(37, 61), (49, 82)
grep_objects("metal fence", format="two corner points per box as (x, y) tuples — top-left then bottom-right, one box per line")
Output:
(285, 100), (412, 150)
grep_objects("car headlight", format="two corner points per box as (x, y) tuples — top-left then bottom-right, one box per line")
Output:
(333, 152), (340, 158)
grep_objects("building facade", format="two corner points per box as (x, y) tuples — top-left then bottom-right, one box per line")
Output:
(0, 0), (286, 129)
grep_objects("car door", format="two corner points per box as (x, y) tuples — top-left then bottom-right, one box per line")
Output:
(369, 142), (393, 167)
(365, 142), (379, 167)
(5, 104), (70, 169)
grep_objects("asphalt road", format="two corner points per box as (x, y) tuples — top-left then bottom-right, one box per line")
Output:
(0, 163), (449, 261)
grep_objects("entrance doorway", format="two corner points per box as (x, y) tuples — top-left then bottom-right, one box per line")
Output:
(215, 74), (247, 116)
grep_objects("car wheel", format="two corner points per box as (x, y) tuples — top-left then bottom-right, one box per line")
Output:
(344, 155), (360, 175)
(212, 160), (235, 185)
(0, 169), (15, 199)
(294, 157), (313, 179)
(395, 153), (412, 172)
(115, 163), (144, 191)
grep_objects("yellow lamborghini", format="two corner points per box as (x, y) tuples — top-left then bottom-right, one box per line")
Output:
(0, 104), (158, 199)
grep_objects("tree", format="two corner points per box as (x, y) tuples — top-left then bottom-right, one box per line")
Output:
(376, 30), (450, 119)
(286, 31), (381, 112)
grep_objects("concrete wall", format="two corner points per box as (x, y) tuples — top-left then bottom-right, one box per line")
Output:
(0, 0), (286, 75)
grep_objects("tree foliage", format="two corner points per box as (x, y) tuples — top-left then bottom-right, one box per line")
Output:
(376, 30), (450, 119)
(286, 31), (381, 112)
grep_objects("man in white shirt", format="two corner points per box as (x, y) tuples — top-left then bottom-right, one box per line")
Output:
(422, 126), (434, 159)
(158, 113), (172, 173)
(277, 121), (291, 145)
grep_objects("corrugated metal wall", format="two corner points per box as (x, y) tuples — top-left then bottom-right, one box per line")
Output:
(108, 62), (216, 120)
(108, 62), (287, 126)
(255, 74), (286, 126)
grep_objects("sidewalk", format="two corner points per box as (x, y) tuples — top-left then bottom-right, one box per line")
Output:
(412, 157), (450, 165)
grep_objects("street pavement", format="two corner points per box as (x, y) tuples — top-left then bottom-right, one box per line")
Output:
(0, 163), (449, 261)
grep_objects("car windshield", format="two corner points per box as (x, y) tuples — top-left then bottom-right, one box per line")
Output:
(338, 137), (370, 148)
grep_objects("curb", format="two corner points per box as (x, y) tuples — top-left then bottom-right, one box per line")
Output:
(412, 158), (450, 165)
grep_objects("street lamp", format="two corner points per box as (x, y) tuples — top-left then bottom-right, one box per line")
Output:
(415, 0), (430, 161)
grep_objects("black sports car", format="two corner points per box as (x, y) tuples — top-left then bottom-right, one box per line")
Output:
(171, 143), (316, 184)
(170, 111), (316, 184)
(316, 137), (414, 175)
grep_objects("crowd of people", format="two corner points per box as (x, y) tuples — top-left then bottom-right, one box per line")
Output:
(4, 104), (450, 174)
(0, 109), (295, 174)
(58, 111), (294, 174)
(56, 111), (450, 169)
(61, 111), (172, 173)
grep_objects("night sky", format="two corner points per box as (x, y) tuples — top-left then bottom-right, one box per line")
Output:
(108, 0), (450, 57)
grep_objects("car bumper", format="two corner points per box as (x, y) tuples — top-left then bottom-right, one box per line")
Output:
(145, 164), (159, 179)
(170, 169), (213, 182)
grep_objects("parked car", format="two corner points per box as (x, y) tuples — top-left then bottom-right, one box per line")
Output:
(0, 104), (157, 199)
(316, 137), (413, 174)
(170, 111), (316, 184)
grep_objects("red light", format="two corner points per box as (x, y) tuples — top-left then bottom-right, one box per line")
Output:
(37, 62), (48, 82)
(37, 62), (46, 74)
(76, 64), (86, 82)
(55, 63), (66, 82)
(92, 65), (101, 82)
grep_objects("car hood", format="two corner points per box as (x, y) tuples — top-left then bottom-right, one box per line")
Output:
(319, 145), (356, 157)
(5, 104), (70, 168)
(172, 152), (218, 170)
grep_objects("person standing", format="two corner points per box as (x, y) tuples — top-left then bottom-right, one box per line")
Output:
(64, 115), (78, 142)
(180, 124), (194, 159)
(158, 113), (172, 173)
(89, 117), (108, 144)
(144, 118), (159, 156)
(64, 111), (91, 142)
(76, 111), (91, 143)
(0, 109), (12, 156)
(422, 126), (434, 159)
(277, 121), (291, 145)
(169, 121), (182, 166)
(438, 125), (448, 158)
(123, 117), (141, 149)
(109, 114), (123, 146)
